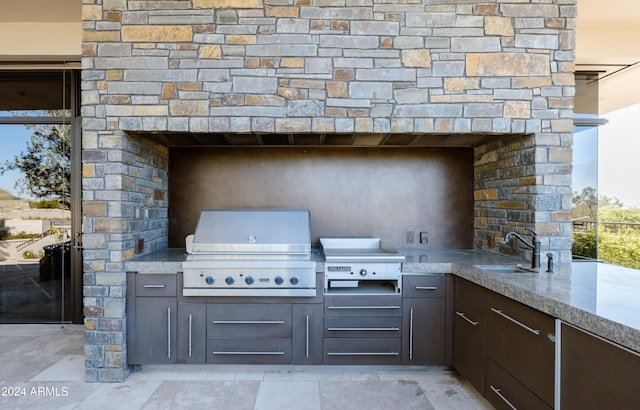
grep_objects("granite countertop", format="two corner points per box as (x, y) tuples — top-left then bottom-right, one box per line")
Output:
(125, 247), (640, 353)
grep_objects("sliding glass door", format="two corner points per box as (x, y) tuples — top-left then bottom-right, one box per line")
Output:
(0, 69), (82, 323)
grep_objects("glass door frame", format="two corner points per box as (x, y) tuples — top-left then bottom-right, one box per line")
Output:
(0, 69), (82, 323)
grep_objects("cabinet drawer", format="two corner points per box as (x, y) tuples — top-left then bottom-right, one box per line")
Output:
(136, 274), (177, 297)
(324, 337), (401, 365)
(487, 292), (555, 406)
(207, 338), (291, 364)
(324, 295), (402, 317)
(455, 277), (486, 312)
(324, 317), (402, 338)
(486, 357), (552, 410)
(402, 275), (446, 298)
(207, 304), (291, 338)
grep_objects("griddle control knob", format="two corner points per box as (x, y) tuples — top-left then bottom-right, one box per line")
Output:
(274, 276), (284, 285)
(225, 276), (235, 285)
(290, 276), (299, 285)
(360, 269), (367, 276)
(245, 276), (255, 285)
(205, 276), (215, 285)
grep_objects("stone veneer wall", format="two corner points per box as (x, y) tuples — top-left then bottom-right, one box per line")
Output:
(81, 0), (576, 381)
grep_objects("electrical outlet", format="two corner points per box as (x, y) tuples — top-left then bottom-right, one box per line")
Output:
(406, 231), (414, 244)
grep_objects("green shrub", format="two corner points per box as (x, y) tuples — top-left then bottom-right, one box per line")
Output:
(31, 199), (64, 209)
(598, 229), (640, 270)
(22, 250), (39, 259)
(572, 231), (597, 259)
(574, 227), (640, 270)
(5, 231), (40, 240)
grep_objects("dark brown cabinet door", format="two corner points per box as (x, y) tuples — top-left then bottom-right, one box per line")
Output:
(455, 276), (487, 312)
(292, 304), (323, 364)
(486, 357), (552, 410)
(452, 300), (486, 395)
(561, 322), (640, 409)
(486, 292), (555, 406)
(135, 297), (177, 364)
(177, 303), (206, 364)
(402, 298), (446, 365)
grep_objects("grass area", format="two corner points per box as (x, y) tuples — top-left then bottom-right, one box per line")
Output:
(0, 231), (41, 241)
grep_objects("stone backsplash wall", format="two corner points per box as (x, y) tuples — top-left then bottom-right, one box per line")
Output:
(81, 0), (576, 381)
(473, 133), (573, 261)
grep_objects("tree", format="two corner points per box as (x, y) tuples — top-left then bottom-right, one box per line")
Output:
(599, 194), (624, 209)
(0, 123), (70, 208)
(572, 186), (597, 220)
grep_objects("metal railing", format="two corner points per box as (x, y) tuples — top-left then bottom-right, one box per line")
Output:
(573, 221), (640, 233)
(15, 232), (50, 252)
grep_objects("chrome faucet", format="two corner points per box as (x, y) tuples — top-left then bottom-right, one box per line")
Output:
(505, 228), (541, 272)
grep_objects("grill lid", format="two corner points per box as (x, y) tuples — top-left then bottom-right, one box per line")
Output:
(187, 209), (311, 259)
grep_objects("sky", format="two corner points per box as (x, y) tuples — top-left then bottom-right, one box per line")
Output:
(598, 104), (640, 208)
(572, 122), (598, 197)
(0, 123), (32, 198)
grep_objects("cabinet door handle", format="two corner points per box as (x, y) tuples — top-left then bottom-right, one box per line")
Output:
(167, 307), (172, 359)
(213, 351), (284, 355)
(409, 307), (414, 360)
(490, 308), (540, 336)
(455, 311), (479, 326)
(415, 286), (437, 290)
(489, 385), (518, 410)
(327, 352), (400, 356)
(143, 284), (166, 288)
(211, 320), (285, 325)
(327, 327), (400, 331)
(305, 314), (310, 359)
(327, 305), (401, 310)
(188, 314), (193, 358)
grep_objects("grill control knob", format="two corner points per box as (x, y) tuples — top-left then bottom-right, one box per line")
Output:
(225, 276), (235, 285)
(275, 276), (284, 285)
(360, 269), (368, 276)
(205, 276), (215, 285)
(245, 276), (255, 285)
(290, 276), (299, 285)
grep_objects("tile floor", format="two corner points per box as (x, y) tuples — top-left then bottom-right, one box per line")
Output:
(0, 324), (493, 409)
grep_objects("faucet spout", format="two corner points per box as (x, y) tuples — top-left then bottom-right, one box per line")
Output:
(505, 229), (541, 272)
(505, 231), (534, 249)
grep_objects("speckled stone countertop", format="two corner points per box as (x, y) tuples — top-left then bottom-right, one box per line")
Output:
(125, 247), (640, 353)
(397, 247), (640, 353)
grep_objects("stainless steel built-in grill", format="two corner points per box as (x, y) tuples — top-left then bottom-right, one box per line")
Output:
(182, 209), (316, 297)
(321, 238), (405, 294)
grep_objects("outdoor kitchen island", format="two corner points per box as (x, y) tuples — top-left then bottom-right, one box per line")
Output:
(125, 247), (640, 408)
